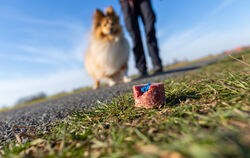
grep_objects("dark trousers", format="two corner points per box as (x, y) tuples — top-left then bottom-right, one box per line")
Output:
(120, 0), (162, 73)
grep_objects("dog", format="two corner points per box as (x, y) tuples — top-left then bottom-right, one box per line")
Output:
(85, 6), (131, 89)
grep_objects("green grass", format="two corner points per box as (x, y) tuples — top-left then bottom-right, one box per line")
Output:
(1, 51), (249, 158)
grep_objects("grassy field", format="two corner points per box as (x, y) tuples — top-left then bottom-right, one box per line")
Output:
(0, 51), (249, 158)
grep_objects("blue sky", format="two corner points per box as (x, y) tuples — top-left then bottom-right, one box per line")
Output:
(0, 0), (250, 107)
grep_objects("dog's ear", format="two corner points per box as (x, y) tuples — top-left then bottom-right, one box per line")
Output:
(105, 6), (117, 17)
(93, 9), (104, 27)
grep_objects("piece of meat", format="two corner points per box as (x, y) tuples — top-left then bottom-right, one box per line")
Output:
(133, 83), (166, 108)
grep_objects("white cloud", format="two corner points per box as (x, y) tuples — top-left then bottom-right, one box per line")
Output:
(9, 55), (63, 65)
(16, 36), (87, 65)
(211, 0), (235, 16)
(0, 4), (85, 31)
(160, 26), (250, 65)
(0, 67), (92, 107)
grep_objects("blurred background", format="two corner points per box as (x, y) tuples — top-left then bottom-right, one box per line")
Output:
(0, 0), (250, 107)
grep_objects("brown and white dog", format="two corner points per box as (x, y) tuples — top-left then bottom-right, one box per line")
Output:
(85, 6), (130, 89)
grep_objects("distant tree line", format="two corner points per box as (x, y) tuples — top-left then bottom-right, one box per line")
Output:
(16, 92), (47, 105)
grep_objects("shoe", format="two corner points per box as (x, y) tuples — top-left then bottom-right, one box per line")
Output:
(152, 66), (163, 74)
(137, 71), (148, 79)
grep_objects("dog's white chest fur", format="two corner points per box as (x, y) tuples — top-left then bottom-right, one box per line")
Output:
(85, 34), (129, 80)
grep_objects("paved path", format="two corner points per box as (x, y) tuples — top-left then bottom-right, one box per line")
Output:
(0, 59), (218, 143)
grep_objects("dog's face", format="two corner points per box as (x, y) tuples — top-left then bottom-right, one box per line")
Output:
(93, 6), (122, 40)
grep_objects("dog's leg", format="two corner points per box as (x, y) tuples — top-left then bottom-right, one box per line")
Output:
(108, 78), (117, 87)
(123, 75), (131, 83)
(94, 80), (100, 89)
(121, 66), (131, 83)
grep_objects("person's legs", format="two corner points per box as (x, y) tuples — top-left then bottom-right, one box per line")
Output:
(139, 0), (162, 71)
(120, 0), (147, 74)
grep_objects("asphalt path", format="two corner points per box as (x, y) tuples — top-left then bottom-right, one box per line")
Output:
(0, 58), (218, 143)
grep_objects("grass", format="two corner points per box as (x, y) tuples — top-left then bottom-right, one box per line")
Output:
(0, 51), (249, 158)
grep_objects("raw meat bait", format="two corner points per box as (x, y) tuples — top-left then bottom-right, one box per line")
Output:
(133, 83), (166, 108)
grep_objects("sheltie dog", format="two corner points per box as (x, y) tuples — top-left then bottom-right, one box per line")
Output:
(85, 6), (130, 89)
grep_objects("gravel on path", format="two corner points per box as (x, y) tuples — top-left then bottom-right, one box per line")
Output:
(0, 59), (218, 143)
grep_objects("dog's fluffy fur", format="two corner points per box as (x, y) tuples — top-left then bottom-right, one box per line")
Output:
(85, 6), (130, 89)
